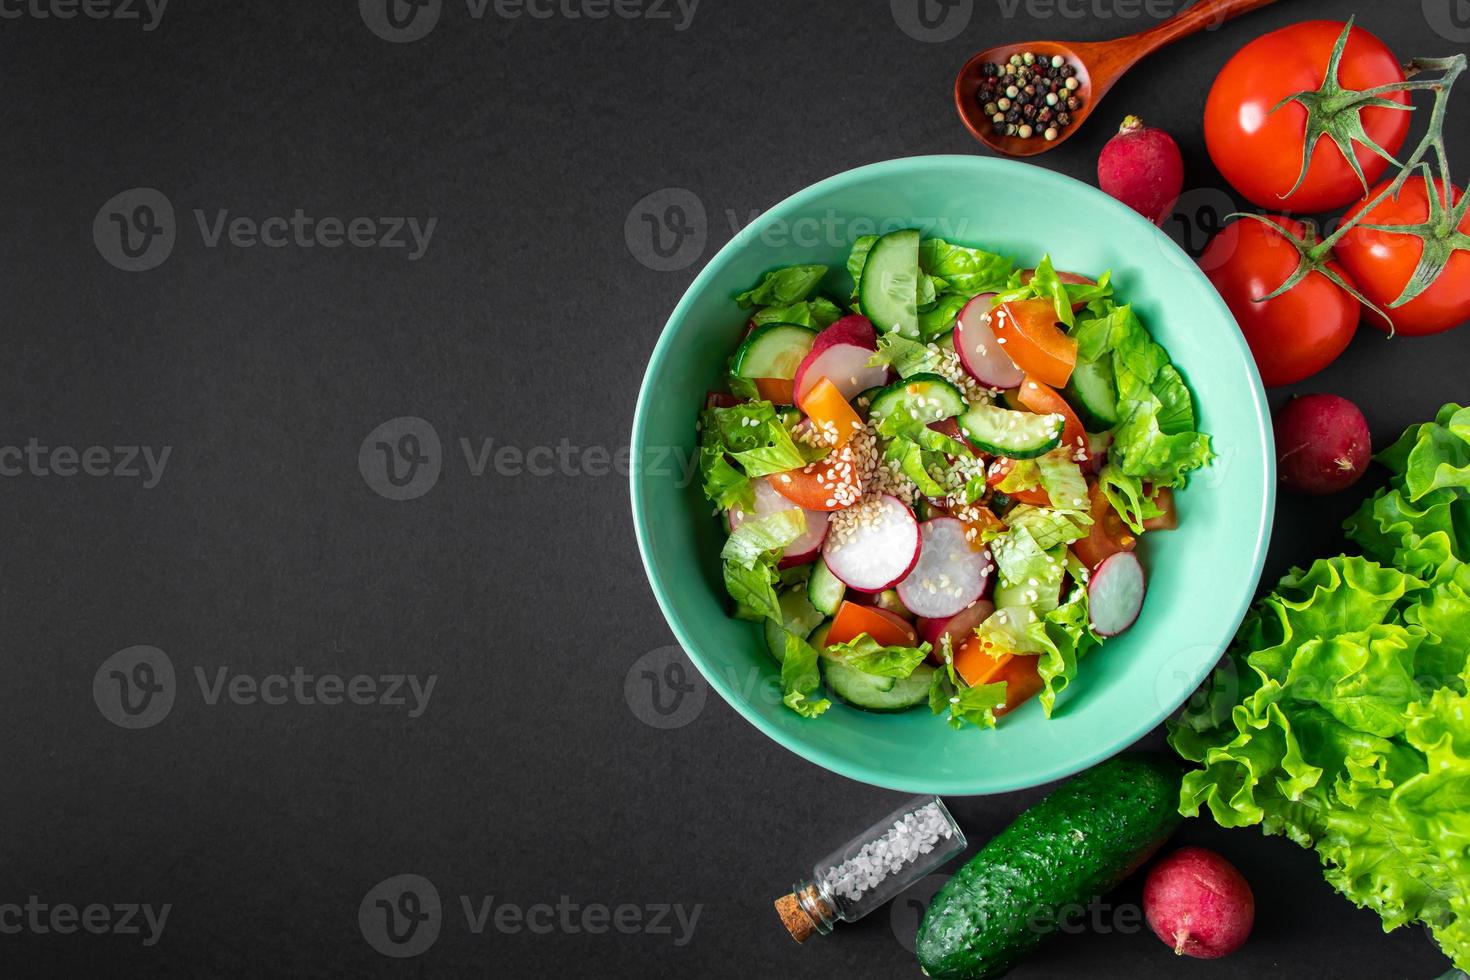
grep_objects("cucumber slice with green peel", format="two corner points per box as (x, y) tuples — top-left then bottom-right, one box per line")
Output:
(859, 229), (921, 339)
(867, 374), (967, 427)
(732, 323), (817, 381)
(824, 659), (934, 712)
(957, 403), (1064, 459)
(763, 586), (825, 662)
(853, 385), (885, 419)
(807, 559), (847, 617)
(1065, 357), (1119, 430)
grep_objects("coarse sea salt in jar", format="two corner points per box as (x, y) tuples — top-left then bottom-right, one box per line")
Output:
(774, 795), (966, 941)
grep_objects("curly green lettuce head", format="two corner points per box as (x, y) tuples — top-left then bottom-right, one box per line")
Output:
(1169, 406), (1470, 972)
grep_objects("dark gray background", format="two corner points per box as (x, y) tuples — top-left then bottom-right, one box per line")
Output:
(2, 0), (1467, 976)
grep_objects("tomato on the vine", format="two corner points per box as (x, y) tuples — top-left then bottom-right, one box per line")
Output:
(1200, 215), (1361, 388)
(1335, 177), (1470, 336)
(1204, 20), (1411, 213)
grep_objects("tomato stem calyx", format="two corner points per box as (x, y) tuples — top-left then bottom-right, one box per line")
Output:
(1271, 18), (1415, 203)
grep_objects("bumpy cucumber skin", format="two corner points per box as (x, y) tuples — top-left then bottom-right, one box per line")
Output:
(916, 753), (1183, 980)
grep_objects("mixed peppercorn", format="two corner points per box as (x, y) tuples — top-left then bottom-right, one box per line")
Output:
(976, 51), (1084, 142)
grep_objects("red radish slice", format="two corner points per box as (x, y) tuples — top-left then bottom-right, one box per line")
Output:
(794, 343), (888, 404)
(896, 518), (993, 619)
(955, 294), (1025, 389)
(1088, 551), (1146, 636)
(727, 480), (829, 563)
(821, 494), (921, 593)
(918, 598), (996, 648)
(811, 314), (877, 353)
(706, 391), (743, 409)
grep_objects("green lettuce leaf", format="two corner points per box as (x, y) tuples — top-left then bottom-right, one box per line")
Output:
(1098, 463), (1166, 534)
(781, 632), (831, 718)
(720, 509), (806, 567)
(868, 333), (944, 378)
(918, 237), (1013, 296)
(750, 296), (843, 329)
(735, 265), (828, 308)
(823, 633), (931, 678)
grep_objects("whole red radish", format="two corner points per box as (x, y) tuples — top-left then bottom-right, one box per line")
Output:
(1144, 847), (1254, 959)
(1274, 394), (1371, 496)
(1097, 116), (1183, 225)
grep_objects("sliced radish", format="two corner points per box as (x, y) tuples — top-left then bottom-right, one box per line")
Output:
(812, 314), (877, 353)
(955, 294), (1025, 389)
(896, 518), (993, 618)
(821, 494), (920, 593)
(794, 343), (888, 404)
(706, 391), (743, 410)
(1088, 551), (1146, 637)
(918, 597), (996, 648)
(728, 480), (829, 564)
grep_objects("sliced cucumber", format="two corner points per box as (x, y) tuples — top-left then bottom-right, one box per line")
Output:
(867, 373), (967, 427)
(957, 403), (1064, 459)
(732, 323), (817, 381)
(853, 385), (886, 420)
(807, 559), (847, 617)
(764, 586), (825, 663)
(859, 229), (920, 339)
(1065, 356), (1119, 430)
(825, 660), (935, 713)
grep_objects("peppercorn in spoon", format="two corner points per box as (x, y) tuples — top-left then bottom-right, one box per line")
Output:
(954, 0), (1279, 158)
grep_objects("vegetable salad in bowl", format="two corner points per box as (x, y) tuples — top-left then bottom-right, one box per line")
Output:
(698, 229), (1212, 728)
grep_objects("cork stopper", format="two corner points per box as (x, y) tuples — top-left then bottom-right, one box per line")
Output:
(774, 892), (817, 942)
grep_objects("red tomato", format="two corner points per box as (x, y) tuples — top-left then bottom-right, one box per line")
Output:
(1204, 21), (1410, 213)
(828, 601), (917, 647)
(768, 442), (861, 512)
(1201, 215), (1360, 388)
(1071, 482), (1135, 570)
(991, 299), (1078, 388)
(1016, 376), (1087, 464)
(1335, 177), (1470, 337)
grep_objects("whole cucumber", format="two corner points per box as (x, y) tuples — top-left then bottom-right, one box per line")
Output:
(916, 753), (1183, 979)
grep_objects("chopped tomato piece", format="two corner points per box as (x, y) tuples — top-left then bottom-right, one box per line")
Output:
(753, 378), (795, 405)
(987, 457), (1051, 507)
(992, 298), (1078, 388)
(768, 442), (862, 512)
(954, 639), (1044, 717)
(956, 503), (1005, 541)
(1144, 486), (1178, 531)
(706, 391), (743, 410)
(1015, 375), (1087, 462)
(799, 377), (864, 449)
(1071, 481), (1137, 569)
(828, 601), (918, 647)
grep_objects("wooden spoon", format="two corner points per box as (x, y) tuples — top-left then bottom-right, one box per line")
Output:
(955, 0), (1279, 157)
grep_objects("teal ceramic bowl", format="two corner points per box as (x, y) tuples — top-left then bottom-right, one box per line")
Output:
(630, 155), (1273, 795)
